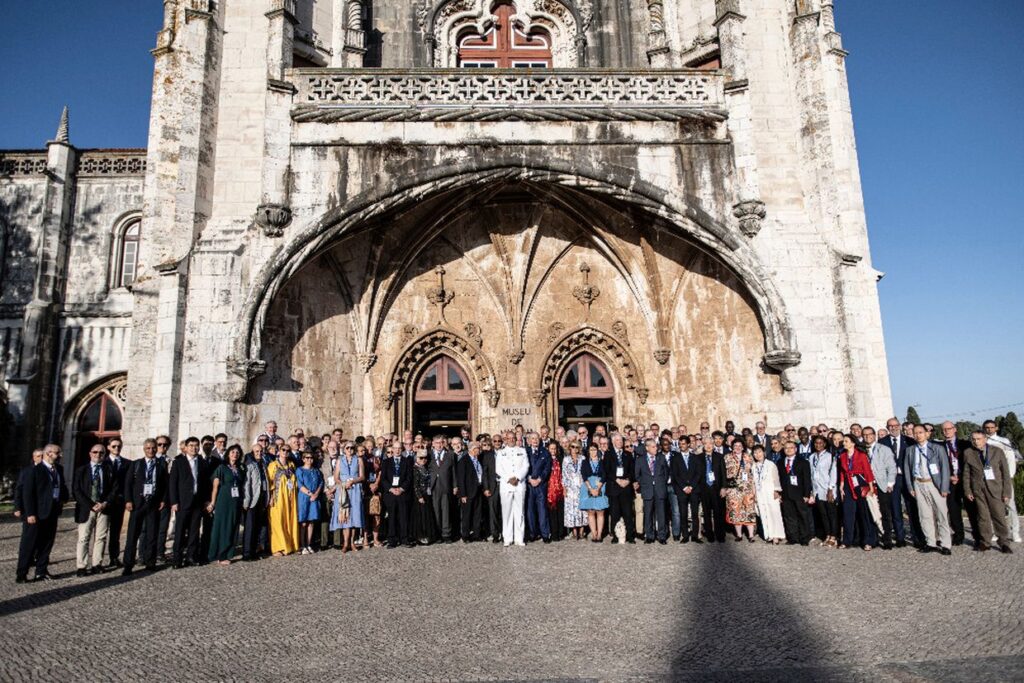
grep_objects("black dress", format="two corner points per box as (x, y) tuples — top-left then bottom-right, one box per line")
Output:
(412, 465), (437, 544)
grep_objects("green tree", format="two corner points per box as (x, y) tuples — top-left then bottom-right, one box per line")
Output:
(905, 406), (921, 424)
(955, 421), (980, 440)
(998, 411), (1024, 454)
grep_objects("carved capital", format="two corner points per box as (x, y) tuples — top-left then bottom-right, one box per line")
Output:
(486, 388), (501, 409)
(733, 199), (767, 237)
(764, 349), (801, 392)
(547, 321), (566, 343)
(357, 353), (378, 373)
(611, 320), (630, 346)
(265, 0), (298, 24)
(255, 203), (293, 237)
(636, 387), (650, 405)
(464, 322), (483, 347)
(227, 357), (267, 380)
(507, 349), (525, 365)
(531, 390), (548, 408)
(654, 348), (671, 365)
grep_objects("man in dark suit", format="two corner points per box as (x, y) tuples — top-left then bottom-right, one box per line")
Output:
(478, 435), (502, 543)
(456, 441), (485, 542)
(779, 440), (814, 545)
(154, 435), (174, 561)
(16, 444), (70, 583)
(939, 420), (975, 546)
(122, 438), (168, 574)
(381, 445), (413, 548)
(699, 442), (726, 542)
(881, 417), (922, 547)
(603, 433), (636, 543)
(72, 444), (114, 576)
(427, 435), (456, 543)
(671, 435), (703, 543)
(104, 437), (129, 568)
(169, 437), (211, 568)
(524, 432), (552, 543)
(634, 439), (670, 544)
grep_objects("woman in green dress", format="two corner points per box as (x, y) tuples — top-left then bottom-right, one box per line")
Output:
(209, 445), (246, 565)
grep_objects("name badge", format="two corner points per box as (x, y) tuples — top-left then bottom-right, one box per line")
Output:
(230, 486), (240, 498)
(327, 476), (336, 488)
(789, 475), (798, 487)
(615, 466), (624, 478)
(426, 486), (432, 496)
(896, 467), (903, 475)
(392, 476), (400, 487)
(708, 472), (716, 483)
(667, 476), (672, 484)
(928, 463), (939, 475)
(741, 472), (748, 483)
(369, 473), (377, 483)
(952, 461), (959, 475)
(143, 483), (155, 496)
(851, 475), (861, 487)
(984, 467), (996, 481)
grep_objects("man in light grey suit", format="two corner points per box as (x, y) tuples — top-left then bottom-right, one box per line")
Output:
(903, 424), (952, 555)
(864, 426), (897, 549)
(427, 435), (456, 543)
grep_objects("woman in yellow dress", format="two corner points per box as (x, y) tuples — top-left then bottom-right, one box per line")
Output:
(266, 446), (300, 556)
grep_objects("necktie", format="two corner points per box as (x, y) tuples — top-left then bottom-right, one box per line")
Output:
(91, 465), (100, 500)
(786, 458), (793, 474)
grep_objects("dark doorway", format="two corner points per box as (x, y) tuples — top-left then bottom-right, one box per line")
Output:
(74, 391), (122, 470)
(413, 355), (471, 437)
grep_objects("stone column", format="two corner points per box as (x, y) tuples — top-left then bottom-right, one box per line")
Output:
(8, 109), (77, 462)
(124, 0), (222, 452)
(646, 0), (672, 67)
(715, 0), (766, 240)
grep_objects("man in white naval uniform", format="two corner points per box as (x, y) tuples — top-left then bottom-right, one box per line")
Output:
(495, 430), (529, 547)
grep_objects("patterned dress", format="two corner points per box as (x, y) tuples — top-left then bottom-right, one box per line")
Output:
(333, 454), (363, 530)
(547, 456), (564, 509)
(724, 452), (757, 526)
(561, 456), (586, 527)
(267, 459), (299, 554)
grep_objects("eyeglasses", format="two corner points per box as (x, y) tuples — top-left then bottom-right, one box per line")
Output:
(90, 449), (104, 455)
(109, 445), (122, 450)
(156, 442), (170, 448)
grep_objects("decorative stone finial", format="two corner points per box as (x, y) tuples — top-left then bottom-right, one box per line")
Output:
(53, 106), (70, 144)
(255, 203), (293, 237)
(733, 200), (767, 238)
(572, 262), (601, 314)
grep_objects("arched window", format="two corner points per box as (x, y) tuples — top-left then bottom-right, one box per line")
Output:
(116, 221), (140, 288)
(74, 390), (123, 471)
(458, 3), (552, 68)
(557, 353), (614, 430)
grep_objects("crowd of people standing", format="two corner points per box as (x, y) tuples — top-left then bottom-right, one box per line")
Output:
(12, 416), (1021, 583)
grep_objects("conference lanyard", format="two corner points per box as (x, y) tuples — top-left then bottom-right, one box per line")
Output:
(980, 446), (989, 468)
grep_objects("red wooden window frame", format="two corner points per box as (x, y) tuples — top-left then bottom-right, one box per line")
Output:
(559, 353), (614, 399)
(457, 3), (552, 68)
(415, 356), (472, 402)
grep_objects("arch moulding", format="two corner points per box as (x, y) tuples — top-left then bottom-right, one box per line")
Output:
(534, 325), (647, 426)
(384, 327), (499, 432)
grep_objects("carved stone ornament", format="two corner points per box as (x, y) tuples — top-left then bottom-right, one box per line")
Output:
(763, 349), (802, 392)
(637, 388), (650, 405)
(507, 349), (525, 365)
(357, 353), (378, 373)
(572, 262), (601, 313)
(227, 357), (268, 380)
(486, 388), (501, 409)
(255, 203), (293, 237)
(464, 322), (483, 347)
(612, 320), (629, 346)
(539, 326), (648, 406)
(400, 324), (420, 346)
(531, 390), (548, 407)
(653, 348), (671, 365)
(426, 265), (455, 319)
(733, 200), (767, 238)
(548, 321), (566, 343)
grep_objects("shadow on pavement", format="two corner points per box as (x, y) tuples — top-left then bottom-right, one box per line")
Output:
(670, 542), (831, 680)
(0, 571), (149, 618)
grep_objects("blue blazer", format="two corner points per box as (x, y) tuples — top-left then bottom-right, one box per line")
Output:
(634, 452), (670, 500)
(526, 446), (551, 482)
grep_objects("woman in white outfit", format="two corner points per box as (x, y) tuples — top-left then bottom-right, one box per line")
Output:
(495, 430), (530, 547)
(751, 444), (786, 544)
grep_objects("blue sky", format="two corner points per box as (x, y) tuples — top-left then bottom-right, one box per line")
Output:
(1, 1), (1022, 424)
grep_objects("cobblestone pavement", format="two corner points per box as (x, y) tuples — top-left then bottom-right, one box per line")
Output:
(1, 514), (1022, 682)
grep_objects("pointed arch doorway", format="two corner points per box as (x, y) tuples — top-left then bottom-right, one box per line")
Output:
(557, 353), (614, 431)
(413, 355), (472, 437)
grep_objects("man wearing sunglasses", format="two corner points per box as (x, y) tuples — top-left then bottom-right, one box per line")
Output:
(154, 436), (174, 562)
(104, 437), (129, 569)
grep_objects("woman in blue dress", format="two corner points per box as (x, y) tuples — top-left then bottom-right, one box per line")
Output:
(333, 441), (365, 553)
(295, 453), (323, 555)
(579, 443), (609, 543)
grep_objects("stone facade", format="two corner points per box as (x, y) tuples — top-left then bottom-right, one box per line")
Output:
(0, 0), (892, 473)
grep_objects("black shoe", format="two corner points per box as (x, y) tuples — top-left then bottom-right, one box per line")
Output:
(108, 559), (123, 569)
(542, 537), (552, 544)
(681, 538), (690, 544)
(975, 543), (991, 552)
(673, 536), (681, 542)
(89, 566), (102, 576)
(121, 567), (133, 576)
(658, 539), (667, 545)
(644, 539), (654, 544)
(33, 573), (54, 582)
(952, 539), (963, 546)
(1000, 545), (1013, 554)
(882, 543), (893, 550)
(939, 547), (952, 556)
(387, 543), (398, 549)
(405, 542), (416, 548)
(626, 539), (636, 544)
(172, 563), (184, 570)
(705, 538), (715, 544)
(492, 538), (502, 544)
(917, 546), (934, 554)
(895, 540), (907, 548)
(76, 569), (89, 578)
(611, 537), (619, 544)
(144, 564), (158, 572)
(15, 575), (28, 584)
(445, 538), (456, 544)
(693, 538), (704, 544)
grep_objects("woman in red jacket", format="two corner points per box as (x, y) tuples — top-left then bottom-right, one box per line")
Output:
(838, 433), (877, 551)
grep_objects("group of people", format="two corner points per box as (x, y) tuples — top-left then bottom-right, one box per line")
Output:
(12, 416), (1021, 584)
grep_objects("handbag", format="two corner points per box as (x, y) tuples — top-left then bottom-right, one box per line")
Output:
(369, 493), (381, 516)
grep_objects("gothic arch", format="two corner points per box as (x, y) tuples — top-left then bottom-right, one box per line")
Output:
(229, 164), (801, 399)
(424, 0), (588, 67)
(385, 327), (499, 432)
(108, 210), (143, 290)
(59, 372), (128, 477)
(535, 325), (647, 424)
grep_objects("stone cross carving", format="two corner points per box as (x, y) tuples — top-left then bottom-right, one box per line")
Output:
(572, 262), (601, 315)
(426, 265), (455, 321)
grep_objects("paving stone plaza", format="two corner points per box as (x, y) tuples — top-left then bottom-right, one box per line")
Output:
(1, 514), (1021, 681)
